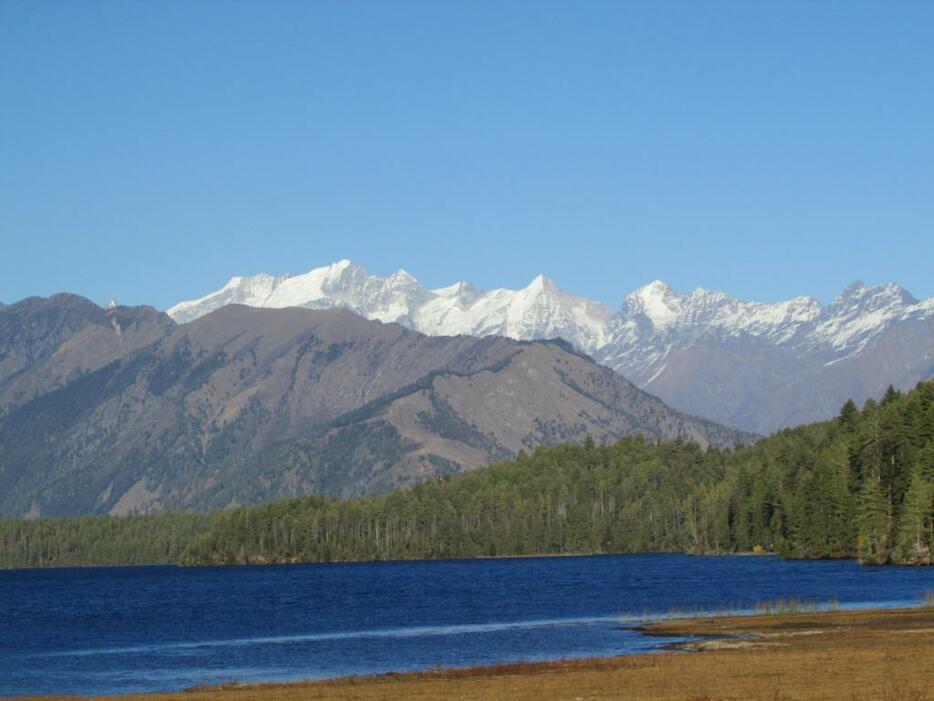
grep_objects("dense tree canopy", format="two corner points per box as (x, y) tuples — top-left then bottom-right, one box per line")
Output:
(3, 381), (933, 569)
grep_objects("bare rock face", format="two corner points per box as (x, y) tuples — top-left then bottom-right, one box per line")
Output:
(0, 297), (748, 517)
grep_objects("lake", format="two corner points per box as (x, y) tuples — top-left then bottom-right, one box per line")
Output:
(1, 554), (932, 697)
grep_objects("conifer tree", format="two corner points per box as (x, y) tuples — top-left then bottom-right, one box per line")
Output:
(838, 398), (859, 429)
(895, 467), (931, 565)
(856, 473), (891, 565)
(882, 385), (902, 405)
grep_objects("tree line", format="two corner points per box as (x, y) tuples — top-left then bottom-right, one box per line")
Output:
(2, 380), (932, 569)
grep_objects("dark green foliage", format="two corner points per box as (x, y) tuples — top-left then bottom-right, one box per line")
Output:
(894, 466), (932, 564)
(856, 474), (891, 565)
(3, 381), (934, 569)
(0, 513), (208, 569)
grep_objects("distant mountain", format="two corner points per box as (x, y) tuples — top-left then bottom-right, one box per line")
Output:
(170, 261), (934, 434)
(0, 296), (745, 517)
(169, 260), (615, 353)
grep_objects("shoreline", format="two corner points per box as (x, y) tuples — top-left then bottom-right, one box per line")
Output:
(14, 604), (934, 701)
(0, 549), (827, 573)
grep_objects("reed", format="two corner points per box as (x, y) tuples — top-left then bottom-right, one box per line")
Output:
(752, 598), (829, 615)
(663, 597), (842, 619)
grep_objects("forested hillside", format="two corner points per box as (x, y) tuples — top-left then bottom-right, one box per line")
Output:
(2, 381), (932, 569)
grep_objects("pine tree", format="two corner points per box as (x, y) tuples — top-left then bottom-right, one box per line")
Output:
(894, 467), (931, 565)
(882, 385), (902, 405)
(856, 473), (891, 565)
(918, 442), (934, 484)
(855, 400), (883, 481)
(821, 440), (854, 556)
(838, 399), (859, 430)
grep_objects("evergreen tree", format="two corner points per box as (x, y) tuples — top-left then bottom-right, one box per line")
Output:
(838, 398), (859, 430)
(856, 473), (891, 565)
(882, 384), (902, 405)
(894, 467), (931, 565)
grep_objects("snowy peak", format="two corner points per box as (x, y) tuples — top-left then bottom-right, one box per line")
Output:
(415, 271), (613, 351)
(321, 258), (361, 286)
(169, 261), (617, 352)
(524, 273), (560, 294)
(432, 281), (478, 301)
(168, 263), (933, 368)
(387, 268), (419, 286)
(168, 260), (432, 326)
(625, 280), (682, 328)
(619, 280), (823, 345)
(832, 281), (918, 311)
(806, 281), (927, 354)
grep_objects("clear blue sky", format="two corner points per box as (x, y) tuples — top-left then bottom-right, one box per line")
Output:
(2, 1), (932, 310)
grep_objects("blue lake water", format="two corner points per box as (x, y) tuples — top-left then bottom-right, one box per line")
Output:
(1, 554), (932, 697)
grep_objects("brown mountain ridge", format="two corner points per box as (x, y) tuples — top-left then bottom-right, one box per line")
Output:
(0, 296), (750, 517)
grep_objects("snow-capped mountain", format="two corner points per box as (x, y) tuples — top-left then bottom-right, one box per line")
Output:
(598, 281), (826, 384)
(168, 260), (434, 327)
(169, 261), (934, 434)
(169, 260), (616, 353)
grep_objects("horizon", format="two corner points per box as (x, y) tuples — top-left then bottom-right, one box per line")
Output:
(5, 255), (931, 312)
(166, 260), (934, 313)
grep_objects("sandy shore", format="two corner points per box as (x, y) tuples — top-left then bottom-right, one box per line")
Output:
(21, 606), (934, 701)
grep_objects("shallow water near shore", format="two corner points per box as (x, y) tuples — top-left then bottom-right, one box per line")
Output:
(2, 554), (932, 697)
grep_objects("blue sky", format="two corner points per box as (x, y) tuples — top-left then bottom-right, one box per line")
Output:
(2, 1), (932, 310)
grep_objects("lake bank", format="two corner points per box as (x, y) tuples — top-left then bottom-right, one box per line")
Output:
(17, 606), (934, 701)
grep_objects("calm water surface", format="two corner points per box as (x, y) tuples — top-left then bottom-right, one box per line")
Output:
(1, 554), (932, 697)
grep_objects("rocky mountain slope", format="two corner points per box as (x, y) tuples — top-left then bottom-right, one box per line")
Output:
(0, 294), (174, 412)
(170, 261), (934, 434)
(0, 296), (745, 517)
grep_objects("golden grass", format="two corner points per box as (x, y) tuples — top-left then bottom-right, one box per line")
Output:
(21, 607), (934, 701)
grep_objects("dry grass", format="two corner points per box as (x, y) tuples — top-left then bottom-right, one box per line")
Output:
(19, 607), (934, 701)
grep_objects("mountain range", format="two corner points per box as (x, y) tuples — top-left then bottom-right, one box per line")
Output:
(0, 295), (744, 517)
(170, 261), (934, 434)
